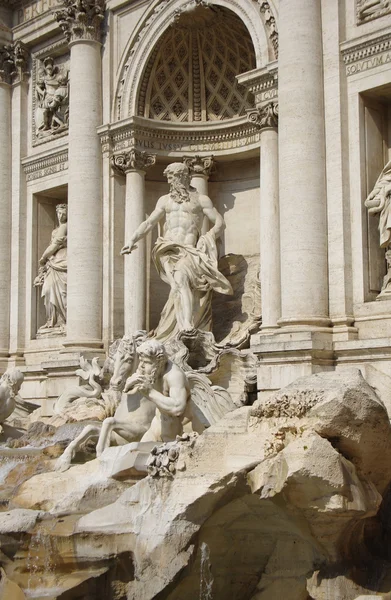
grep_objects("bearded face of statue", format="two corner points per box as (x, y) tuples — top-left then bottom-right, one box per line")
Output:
(166, 170), (191, 204)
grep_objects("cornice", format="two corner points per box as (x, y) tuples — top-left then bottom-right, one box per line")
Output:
(22, 147), (68, 181)
(99, 115), (261, 157)
(341, 29), (391, 75)
(237, 62), (278, 106)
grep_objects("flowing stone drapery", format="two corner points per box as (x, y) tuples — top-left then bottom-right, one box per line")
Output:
(55, 0), (105, 349)
(111, 150), (156, 335)
(248, 103), (280, 332)
(278, 0), (329, 328)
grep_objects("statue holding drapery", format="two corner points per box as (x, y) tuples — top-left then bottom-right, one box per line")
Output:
(34, 203), (67, 333)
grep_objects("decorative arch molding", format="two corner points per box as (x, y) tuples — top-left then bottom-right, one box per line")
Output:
(114, 0), (275, 122)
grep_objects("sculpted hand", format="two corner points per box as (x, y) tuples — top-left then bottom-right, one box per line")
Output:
(124, 373), (152, 396)
(121, 240), (138, 255)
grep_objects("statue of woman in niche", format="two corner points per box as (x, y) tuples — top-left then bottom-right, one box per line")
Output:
(34, 203), (67, 333)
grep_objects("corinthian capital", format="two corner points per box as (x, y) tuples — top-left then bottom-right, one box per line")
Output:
(0, 42), (29, 85)
(111, 149), (156, 175)
(247, 102), (278, 130)
(55, 0), (106, 44)
(182, 155), (215, 177)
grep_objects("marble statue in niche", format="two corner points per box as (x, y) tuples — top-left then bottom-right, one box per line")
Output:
(35, 56), (69, 139)
(34, 203), (67, 334)
(365, 158), (391, 298)
(121, 162), (233, 341)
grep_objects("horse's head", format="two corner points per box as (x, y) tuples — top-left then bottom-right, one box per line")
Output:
(109, 331), (147, 391)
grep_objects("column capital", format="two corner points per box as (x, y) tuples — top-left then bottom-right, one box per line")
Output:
(55, 0), (106, 44)
(0, 42), (29, 85)
(111, 149), (156, 176)
(182, 155), (215, 177)
(247, 102), (278, 131)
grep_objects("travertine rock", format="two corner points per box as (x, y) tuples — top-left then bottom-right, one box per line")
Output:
(2, 370), (391, 599)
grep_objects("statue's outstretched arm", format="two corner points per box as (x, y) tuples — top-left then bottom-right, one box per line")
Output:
(121, 196), (166, 255)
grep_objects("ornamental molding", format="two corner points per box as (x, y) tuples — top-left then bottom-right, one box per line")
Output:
(99, 115), (261, 158)
(253, 0), (278, 59)
(111, 149), (156, 176)
(356, 0), (391, 24)
(55, 0), (105, 43)
(247, 101), (278, 130)
(236, 63), (278, 106)
(22, 148), (68, 181)
(341, 32), (391, 76)
(0, 41), (29, 85)
(114, 0), (267, 121)
(183, 155), (215, 177)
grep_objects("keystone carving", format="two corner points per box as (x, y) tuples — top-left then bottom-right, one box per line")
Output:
(247, 102), (278, 130)
(55, 0), (106, 43)
(182, 155), (215, 177)
(111, 149), (156, 175)
(0, 42), (29, 84)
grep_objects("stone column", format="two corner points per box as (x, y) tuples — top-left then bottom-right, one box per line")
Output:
(6, 43), (29, 363)
(248, 103), (280, 332)
(0, 46), (15, 360)
(278, 0), (329, 328)
(183, 155), (215, 233)
(112, 150), (156, 335)
(56, 0), (105, 349)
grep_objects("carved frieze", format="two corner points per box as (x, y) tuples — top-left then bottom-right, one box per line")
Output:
(342, 33), (391, 76)
(34, 54), (69, 143)
(247, 102), (278, 130)
(236, 65), (278, 106)
(356, 0), (391, 24)
(55, 0), (105, 43)
(111, 149), (156, 176)
(101, 118), (261, 158)
(23, 149), (68, 182)
(0, 42), (29, 85)
(182, 155), (215, 177)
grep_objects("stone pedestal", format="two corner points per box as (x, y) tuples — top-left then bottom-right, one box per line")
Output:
(112, 150), (156, 335)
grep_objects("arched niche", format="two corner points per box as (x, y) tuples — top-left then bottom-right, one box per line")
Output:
(114, 0), (274, 124)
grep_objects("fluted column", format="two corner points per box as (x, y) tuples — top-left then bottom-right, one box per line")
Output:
(0, 46), (16, 358)
(248, 103), (280, 331)
(112, 150), (156, 335)
(278, 0), (329, 328)
(183, 155), (215, 233)
(56, 0), (105, 349)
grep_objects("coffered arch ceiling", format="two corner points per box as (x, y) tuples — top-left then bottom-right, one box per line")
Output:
(137, 6), (256, 123)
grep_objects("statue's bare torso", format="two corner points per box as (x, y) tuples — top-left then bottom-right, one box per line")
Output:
(162, 193), (204, 247)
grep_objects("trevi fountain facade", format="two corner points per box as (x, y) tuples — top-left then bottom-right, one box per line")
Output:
(2, 0), (391, 598)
